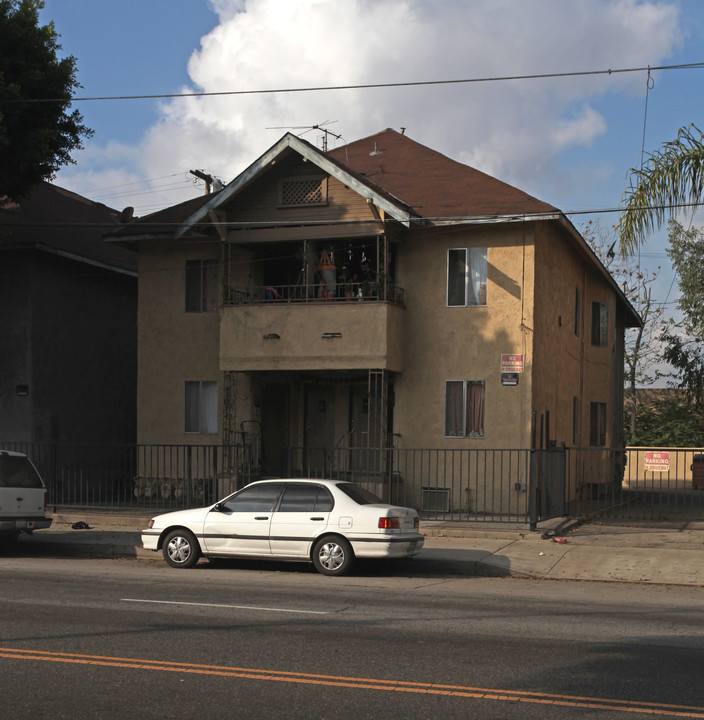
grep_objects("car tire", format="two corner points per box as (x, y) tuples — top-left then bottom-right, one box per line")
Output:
(312, 536), (354, 576)
(163, 528), (201, 568)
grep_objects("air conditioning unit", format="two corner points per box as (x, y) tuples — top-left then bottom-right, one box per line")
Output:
(421, 487), (450, 512)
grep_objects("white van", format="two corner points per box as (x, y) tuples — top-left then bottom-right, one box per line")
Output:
(0, 450), (52, 540)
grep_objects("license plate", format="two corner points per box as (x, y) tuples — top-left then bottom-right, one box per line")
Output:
(15, 520), (26, 529)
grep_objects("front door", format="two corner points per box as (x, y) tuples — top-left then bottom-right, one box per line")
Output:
(261, 383), (288, 475)
(202, 482), (284, 556)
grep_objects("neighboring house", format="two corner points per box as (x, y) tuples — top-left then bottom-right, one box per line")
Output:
(0, 182), (137, 445)
(110, 129), (640, 507)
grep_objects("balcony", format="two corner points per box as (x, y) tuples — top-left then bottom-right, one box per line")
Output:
(220, 283), (406, 372)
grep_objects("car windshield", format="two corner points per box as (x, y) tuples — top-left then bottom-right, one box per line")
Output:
(336, 482), (383, 505)
(0, 455), (44, 488)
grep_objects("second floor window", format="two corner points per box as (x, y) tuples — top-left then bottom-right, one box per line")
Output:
(591, 301), (608, 346)
(447, 248), (487, 307)
(186, 259), (218, 312)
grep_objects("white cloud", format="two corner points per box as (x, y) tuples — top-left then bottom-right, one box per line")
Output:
(61, 0), (685, 214)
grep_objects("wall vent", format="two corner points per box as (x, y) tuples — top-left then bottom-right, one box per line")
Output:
(421, 487), (450, 512)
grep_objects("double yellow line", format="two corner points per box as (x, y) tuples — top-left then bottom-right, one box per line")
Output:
(1, 647), (702, 717)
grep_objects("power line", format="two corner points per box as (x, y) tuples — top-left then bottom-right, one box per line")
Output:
(2, 62), (703, 105)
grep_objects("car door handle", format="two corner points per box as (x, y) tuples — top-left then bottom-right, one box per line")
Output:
(255, 516), (269, 520)
(310, 516), (325, 521)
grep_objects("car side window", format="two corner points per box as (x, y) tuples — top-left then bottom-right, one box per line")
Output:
(223, 483), (284, 512)
(278, 484), (334, 512)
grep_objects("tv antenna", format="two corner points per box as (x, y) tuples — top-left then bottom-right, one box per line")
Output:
(266, 120), (341, 152)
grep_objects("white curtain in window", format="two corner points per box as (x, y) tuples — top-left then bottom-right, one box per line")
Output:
(467, 248), (487, 306)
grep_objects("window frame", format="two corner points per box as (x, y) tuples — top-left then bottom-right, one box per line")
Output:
(445, 379), (486, 438)
(447, 247), (487, 307)
(185, 259), (218, 313)
(185, 380), (218, 434)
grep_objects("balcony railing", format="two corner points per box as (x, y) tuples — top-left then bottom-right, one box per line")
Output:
(225, 282), (405, 307)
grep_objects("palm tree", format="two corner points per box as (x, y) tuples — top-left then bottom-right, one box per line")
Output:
(618, 124), (704, 256)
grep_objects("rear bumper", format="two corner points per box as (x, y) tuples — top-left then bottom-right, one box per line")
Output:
(350, 532), (425, 559)
(0, 517), (53, 533)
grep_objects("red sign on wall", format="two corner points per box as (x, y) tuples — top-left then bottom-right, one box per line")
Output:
(501, 354), (524, 373)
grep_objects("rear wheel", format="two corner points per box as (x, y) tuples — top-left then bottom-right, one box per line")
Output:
(312, 536), (354, 576)
(163, 529), (201, 568)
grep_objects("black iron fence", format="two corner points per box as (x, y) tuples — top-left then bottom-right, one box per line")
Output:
(2, 441), (704, 522)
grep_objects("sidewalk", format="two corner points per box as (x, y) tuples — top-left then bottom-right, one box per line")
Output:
(12, 509), (704, 586)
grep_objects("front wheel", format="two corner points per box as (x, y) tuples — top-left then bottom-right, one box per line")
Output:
(312, 536), (354, 576)
(162, 529), (201, 568)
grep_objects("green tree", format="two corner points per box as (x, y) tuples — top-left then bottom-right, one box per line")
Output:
(618, 124), (704, 256)
(661, 220), (704, 405)
(0, 0), (92, 201)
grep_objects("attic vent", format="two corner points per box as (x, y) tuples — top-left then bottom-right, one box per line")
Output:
(279, 176), (326, 206)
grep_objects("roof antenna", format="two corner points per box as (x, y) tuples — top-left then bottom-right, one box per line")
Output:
(400, 127), (406, 135)
(266, 121), (341, 152)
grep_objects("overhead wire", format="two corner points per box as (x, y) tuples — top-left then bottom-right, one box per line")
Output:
(1, 62), (703, 105)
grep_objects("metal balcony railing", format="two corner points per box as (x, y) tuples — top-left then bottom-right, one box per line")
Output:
(225, 282), (405, 306)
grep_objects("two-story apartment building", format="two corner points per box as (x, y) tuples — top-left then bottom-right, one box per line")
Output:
(111, 129), (640, 512)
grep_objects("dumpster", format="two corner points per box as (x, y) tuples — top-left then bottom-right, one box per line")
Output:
(692, 454), (704, 489)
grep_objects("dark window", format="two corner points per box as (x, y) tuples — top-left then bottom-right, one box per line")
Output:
(447, 248), (487, 307)
(591, 302), (608, 346)
(574, 287), (581, 336)
(589, 402), (607, 446)
(278, 484), (334, 512)
(186, 259), (218, 312)
(445, 380), (485, 438)
(0, 455), (44, 488)
(572, 397), (580, 445)
(223, 483), (284, 512)
(337, 483), (383, 505)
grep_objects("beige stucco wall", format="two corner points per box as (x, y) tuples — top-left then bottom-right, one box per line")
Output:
(137, 239), (222, 445)
(392, 223), (535, 451)
(533, 222), (619, 449)
(219, 302), (404, 372)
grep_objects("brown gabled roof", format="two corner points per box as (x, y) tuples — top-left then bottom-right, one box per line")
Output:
(328, 128), (557, 219)
(0, 181), (137, 274)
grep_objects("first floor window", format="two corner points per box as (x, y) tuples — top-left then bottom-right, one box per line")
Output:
(185, 381), (218, 434)
(447, 248), (487, 307)
(589, 401), (607, 446)
(445, 380), (485, 438)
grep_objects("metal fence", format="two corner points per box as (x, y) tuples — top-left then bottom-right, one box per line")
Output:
(3, 441), (704, 522)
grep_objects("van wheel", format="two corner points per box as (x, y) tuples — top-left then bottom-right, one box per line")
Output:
(312, 536), (354, 576)
(163, 529), (201, 568)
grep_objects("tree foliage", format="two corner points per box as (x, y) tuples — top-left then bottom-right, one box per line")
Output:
(0, 0), (92, 201)
(629, 393), (704, 447)
(617, 124), (704, 256)
(661, 220), (704, 405)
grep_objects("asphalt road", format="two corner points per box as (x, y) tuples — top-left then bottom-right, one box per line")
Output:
(2, 555), (704, 719)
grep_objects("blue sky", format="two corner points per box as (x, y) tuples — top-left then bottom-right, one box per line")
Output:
(38, 0), (704, 335)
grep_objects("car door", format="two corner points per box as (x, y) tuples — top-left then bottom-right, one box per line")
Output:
(202, 482), (284, 556)
(268, 483), (333, 558)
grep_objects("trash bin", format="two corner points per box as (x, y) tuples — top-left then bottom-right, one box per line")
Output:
(692, 454), (704, 489)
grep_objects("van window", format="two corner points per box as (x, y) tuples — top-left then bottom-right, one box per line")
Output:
(0, 455), (44, 488)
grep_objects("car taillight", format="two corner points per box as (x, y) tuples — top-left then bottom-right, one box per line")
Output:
(414, 517), (419, 529)
(149, 519), (155, 529)
(378, 517), (400, 529)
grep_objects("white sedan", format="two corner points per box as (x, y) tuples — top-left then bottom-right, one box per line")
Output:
(141, 478), (424, 575)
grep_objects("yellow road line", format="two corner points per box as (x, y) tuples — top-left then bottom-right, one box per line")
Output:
(1, 647), (702, 717)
